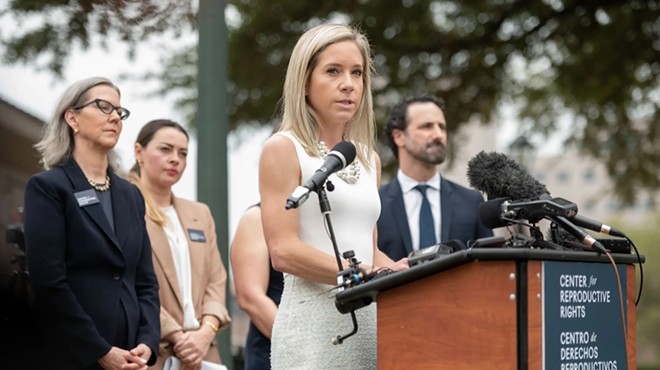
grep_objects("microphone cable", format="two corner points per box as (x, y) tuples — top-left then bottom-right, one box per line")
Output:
(601, 249), (629, 365)
(626, 236), (643, 306)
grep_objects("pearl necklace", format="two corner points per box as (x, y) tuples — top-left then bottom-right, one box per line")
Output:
(316, 141), (360, 184)
(88, 175), (111, 192)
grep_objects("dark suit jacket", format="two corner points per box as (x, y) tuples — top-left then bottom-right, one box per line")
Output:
(23, 159), (160, 369)
(377, 177), (493, 261)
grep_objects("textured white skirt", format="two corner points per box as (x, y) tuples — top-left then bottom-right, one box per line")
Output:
(270, 275), (377, 370)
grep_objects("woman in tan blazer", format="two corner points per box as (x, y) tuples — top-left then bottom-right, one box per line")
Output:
(130, 119), (231, 370)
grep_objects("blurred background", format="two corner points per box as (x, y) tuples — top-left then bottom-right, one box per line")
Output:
(1, 1), (658, 368)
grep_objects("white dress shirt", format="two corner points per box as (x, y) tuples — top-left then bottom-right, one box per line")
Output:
(161, 205), (200, 330)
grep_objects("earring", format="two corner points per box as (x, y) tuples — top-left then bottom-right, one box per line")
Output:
(74, 128), (79, 134)
(138, 160), (144, 167)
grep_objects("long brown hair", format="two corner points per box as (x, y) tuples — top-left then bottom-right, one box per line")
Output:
(129, 119), (189, 226)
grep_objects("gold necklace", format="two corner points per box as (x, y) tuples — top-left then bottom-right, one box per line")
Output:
(316, 141), (360, 184)
(88, 175), (111, 192)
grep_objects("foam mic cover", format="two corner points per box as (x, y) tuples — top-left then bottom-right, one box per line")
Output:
(330, 141), (357, 166)
(478, 198), (510, 229)
(467, 151), (548, 200)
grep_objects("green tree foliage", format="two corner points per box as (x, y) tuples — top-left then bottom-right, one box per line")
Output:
(1, 0), (196, 75)
(1, 0), (658, 202)
(608, 212), (660, 366)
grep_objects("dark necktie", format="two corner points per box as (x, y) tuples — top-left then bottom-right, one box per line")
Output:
(414, 184), (436, 248)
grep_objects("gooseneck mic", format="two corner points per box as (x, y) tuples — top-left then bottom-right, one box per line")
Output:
(285, 141), (357, 210)
(467, 151), (609, 252)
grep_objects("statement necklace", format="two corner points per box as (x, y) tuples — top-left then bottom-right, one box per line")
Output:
(316, 140), (360, 184)
(88, 175), (111, 192)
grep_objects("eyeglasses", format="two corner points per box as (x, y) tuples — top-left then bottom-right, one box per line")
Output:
(72, 98), (131, 120)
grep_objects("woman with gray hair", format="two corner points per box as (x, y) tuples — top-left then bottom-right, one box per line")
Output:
(22, 77), (160, 370)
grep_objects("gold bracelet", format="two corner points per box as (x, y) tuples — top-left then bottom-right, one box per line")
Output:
(204, 321), (219, 333)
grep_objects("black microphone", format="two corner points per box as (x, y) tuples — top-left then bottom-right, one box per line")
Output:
(568, 214), (626, 238)
(549, 215), (608, 253)
(467, 151), (626, 236)
(466, 151), (608, 252)
(478, 197), (511, 229)
(285, 141), (357, 210)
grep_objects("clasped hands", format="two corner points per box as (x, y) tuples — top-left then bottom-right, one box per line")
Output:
(98, 343), (151, 370)
(168, 324), (217, 370)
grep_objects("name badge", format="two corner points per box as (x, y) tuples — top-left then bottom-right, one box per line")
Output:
(74, 189), (100, 207)
(188, 229), (206, 243)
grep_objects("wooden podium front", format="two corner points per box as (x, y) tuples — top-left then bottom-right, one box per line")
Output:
(335, 249), (641, 370)
(378, 261), (517, 369)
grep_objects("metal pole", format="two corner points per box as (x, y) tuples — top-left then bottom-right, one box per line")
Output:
(197, 0), (233, 368)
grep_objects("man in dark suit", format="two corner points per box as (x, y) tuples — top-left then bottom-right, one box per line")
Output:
(378, 95), (492, 261)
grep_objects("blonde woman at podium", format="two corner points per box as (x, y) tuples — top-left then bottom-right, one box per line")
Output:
(259, 23), (408, 370)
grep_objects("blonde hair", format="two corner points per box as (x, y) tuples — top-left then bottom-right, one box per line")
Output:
(279, 23), (375, 166)
(35, 76), (122, 170)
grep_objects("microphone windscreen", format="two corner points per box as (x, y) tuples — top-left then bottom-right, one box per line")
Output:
(467, 151), (548, 200)
(478, 198), (510, 229)
(331, 141), (357, 165)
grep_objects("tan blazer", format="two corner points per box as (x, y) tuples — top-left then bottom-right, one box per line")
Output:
(147, 197), (231, 369)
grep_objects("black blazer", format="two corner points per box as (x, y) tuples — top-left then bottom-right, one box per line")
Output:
(23, 159), (160, 369)
(377, 177), (493, 261)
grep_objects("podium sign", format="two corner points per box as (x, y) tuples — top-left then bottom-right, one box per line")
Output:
(543, 261), (628, 370)
(335, 248), (640, 370)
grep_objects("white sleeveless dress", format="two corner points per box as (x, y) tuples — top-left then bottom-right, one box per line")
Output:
(270, 132), (380, 370)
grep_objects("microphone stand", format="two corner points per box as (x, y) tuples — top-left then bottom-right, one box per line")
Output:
(316, 181), (361, 345)
(317, 182), (344, 273)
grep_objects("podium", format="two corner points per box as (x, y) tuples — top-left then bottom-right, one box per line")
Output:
(335, 248), (642, 370)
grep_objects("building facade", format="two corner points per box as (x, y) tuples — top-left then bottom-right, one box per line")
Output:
(0, 97), (43, 230)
